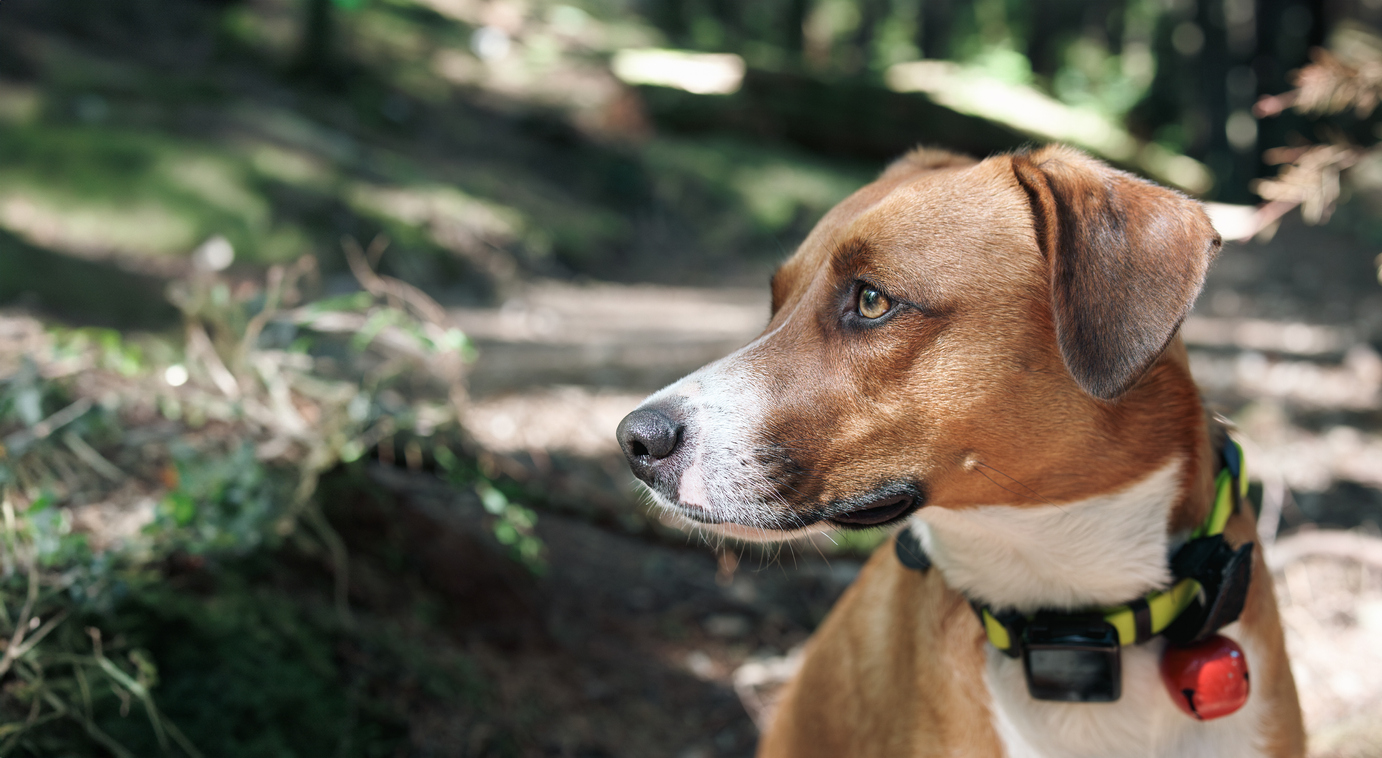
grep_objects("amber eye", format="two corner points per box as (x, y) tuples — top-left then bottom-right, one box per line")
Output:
(857, 285), (891, 319)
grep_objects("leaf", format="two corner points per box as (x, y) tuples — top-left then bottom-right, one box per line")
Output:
(29, 491), (55, 513)
(433, 445), (458, 472)
(162, 493), (197, 527)
(303, 292), (375, 315)
(350, 308), (402, 352)
(476, 482), (507, 515)
(493, 521), (518, 545)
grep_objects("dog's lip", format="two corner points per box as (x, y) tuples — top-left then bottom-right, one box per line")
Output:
(828, 495), (917, 527)
(666, 506), (730, 525)
(653, 490), (921, 531)
(662, 503), (824, 532)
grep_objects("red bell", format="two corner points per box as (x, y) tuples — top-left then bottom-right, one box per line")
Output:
(1160, 634), (1251, 720)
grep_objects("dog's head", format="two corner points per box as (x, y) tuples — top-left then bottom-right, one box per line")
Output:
(617, 146), (1221, 541)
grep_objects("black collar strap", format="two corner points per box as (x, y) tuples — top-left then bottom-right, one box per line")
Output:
(895, 439), (1255, 656)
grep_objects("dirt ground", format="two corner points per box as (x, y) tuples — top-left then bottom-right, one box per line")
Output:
(325, 463), (854, 757)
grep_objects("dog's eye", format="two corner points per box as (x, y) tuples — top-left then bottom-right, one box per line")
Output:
(857, 285), (891, 319)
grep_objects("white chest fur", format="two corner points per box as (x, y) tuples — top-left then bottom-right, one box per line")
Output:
(907, 459), (1268, 757)
(910, 459), (1184, 612)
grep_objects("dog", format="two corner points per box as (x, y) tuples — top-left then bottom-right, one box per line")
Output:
(616, 145), (1304, 757)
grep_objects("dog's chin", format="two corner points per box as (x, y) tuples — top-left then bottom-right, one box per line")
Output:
(660, 510), (833, 543)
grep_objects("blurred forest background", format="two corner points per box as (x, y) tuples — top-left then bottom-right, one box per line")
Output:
(1, 0), (1381, 755)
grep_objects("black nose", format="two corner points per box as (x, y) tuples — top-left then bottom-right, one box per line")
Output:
(617, 408), (683, 479)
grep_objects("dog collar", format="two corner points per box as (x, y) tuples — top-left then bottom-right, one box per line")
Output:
(895, 439), (1255, 702)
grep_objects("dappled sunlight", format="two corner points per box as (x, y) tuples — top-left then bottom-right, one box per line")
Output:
(1237, 411), (1382, 493)
(0, 194), (194, 267)
(1184, 315), (1359, 356)
(466, 386), (641, 457)
(886, 59), (1213, 193)
(0, 82), (39, 125)
(246, 143), (334, 188)
(348, 182), (531, 279)
(612, 49), (746, 95)
(0, 124), (314, 267)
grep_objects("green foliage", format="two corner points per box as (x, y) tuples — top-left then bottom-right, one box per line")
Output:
(86, 577), (408, 757)
(49, 328), (149, 377)
(0, 252), (511, 753)
(154, 442), (284, 554)
(434, 446), (545, 574)
(0, 553), (454, 757)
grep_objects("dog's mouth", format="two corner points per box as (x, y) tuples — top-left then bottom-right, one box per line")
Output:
(828, 495), (918, 528)
(645, 482), (923, 535)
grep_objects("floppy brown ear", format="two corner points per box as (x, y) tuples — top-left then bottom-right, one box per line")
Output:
(1012, 147), (1222, 400)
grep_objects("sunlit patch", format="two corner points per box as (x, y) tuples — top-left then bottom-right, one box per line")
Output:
(612, 49), (746, 95)
(164, 364), (189, 387)
(0, 193), (195, 262)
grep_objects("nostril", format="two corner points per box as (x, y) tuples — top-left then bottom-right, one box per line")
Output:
(617, 408), (683, 462)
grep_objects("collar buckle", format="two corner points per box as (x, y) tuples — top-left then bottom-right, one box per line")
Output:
(1163, 534), (1255, 645)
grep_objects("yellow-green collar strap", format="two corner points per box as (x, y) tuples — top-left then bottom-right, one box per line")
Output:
(978, 439), (1246, 652)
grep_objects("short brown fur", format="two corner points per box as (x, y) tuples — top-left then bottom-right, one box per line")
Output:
(738, 146), (1303, 755)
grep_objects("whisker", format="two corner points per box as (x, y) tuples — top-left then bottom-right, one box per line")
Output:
(973, 462), (1061, 509)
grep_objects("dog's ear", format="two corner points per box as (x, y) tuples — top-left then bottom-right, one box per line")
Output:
(1012, 147), (1221, 400)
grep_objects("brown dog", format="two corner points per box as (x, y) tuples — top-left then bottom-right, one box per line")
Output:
(616, 146), (1304, 757)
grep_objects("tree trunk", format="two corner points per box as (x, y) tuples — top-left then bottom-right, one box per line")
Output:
(294, 0), (335, 79)
(918, 0), (952, 59)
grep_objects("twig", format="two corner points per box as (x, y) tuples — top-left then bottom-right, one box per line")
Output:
(1253, 91), (1300, 118)
(187, 324), (241, 399)
(62, 431), (125, 483)
(41, 688), (136, 758)
(0, 540), (42, 681)
(342, 236), (449, 326)
(1, 398), (93, 457)
(8, 664), (137, 758)
(163, 716), (206, 758)
(1, 610), (70, 668)
(302, 499), (354, 629)
(237, 264), (287, 372)
(93, 653), (169, 753)
(249, 353), (309, 437)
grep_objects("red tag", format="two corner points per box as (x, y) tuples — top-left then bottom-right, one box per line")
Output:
(1160, 634), (1251, 720)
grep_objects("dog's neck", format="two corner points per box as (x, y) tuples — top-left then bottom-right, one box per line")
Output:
(911, 342), (1221, 614)
(911, 456), (1187, 613)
